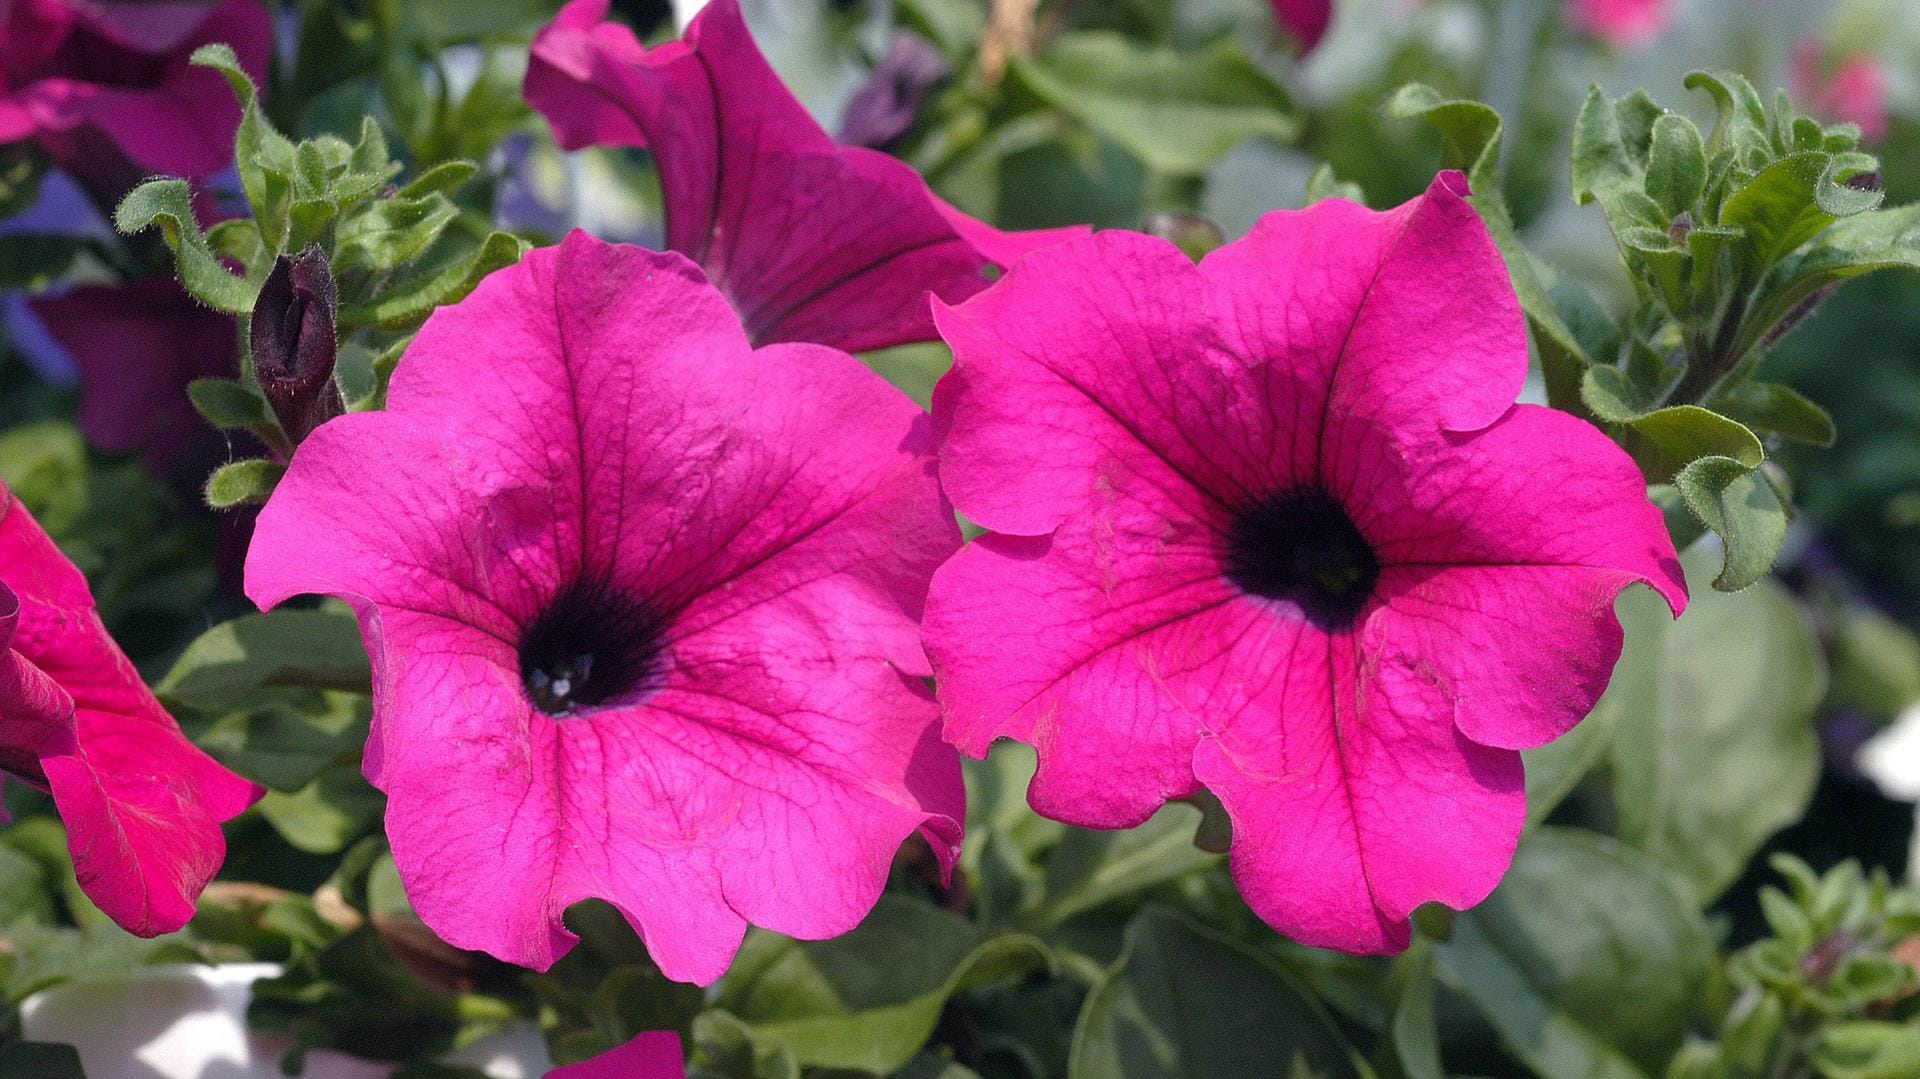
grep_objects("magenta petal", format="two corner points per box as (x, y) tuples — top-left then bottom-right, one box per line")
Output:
(1267, 0), (1333, 54)
(548, 1031), (685, 1079)
(925, 174), (1683, 953)
(524, 0), (1083, 352)
(0, 487), (261, 936)
(247, 233), (963, 981)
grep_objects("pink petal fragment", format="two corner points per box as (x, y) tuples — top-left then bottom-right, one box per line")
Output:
(548, 1030), (685, 1079)
(248, 233), (962, 982)
(0, 487), (261, 936)
(524, 0), (1084, 351)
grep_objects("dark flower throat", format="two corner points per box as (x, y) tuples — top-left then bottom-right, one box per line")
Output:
(1224, 486), (1380, 631)
(518, 579), (667, 716)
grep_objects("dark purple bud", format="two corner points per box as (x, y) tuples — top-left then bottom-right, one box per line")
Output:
(1846, 171), (1883, 192)
(251, 244), (342, 447)
(838, 33), (949, 150)
(1668, 210), (1694, 246)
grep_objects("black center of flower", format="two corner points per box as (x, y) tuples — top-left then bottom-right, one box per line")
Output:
(1223, 486), (1380, 631)
(517, 579), (667, 716)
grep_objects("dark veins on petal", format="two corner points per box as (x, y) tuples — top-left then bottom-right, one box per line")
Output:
(1223, 486), (1380, 632)
(518, 578), (669, 716)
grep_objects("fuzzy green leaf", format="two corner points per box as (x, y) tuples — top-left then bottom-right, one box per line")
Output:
(1646, 113), (1707, 217)
(338, 231), (528, 332)
(114, 179), (256, 312)
(204, 458), (289, 509)
(333, 195), (459, 271)
(158, 607), (372, 713)
(1711, 381), (1837, 445)
(193, 43), (297, 252)
(1673, 456), (1790, 590)
(187, 378), (276, 431)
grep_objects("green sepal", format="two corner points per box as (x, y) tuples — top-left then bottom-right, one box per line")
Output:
(192, 43), (298, 253)
(188, 378), (276, 431)
(205, 458), (289, 509)
(114, 179), (257, 313)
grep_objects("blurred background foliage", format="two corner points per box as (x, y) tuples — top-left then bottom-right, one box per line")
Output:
(7, 0), (1920, 1076)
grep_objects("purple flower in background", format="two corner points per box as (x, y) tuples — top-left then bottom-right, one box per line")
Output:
(838, 32), (949, 149)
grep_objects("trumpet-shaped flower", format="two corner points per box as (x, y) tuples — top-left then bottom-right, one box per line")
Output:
(0, 482), (261, 935)
(246, 231), (964, 983)
(524, 0), (1081, 353)
(0, 0), (272, 196)
(924, 172), (1686, 953)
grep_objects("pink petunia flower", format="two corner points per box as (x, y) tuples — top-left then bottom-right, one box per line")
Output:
(548, 1031), (684, 1079)
(523, 0), (1083, 354)
(244, 231), (965, 983)
(1268, 0), (1333, 55)
(1790, 35), (1890, 142)
(0, 0), (272, 197)
(923, 172), (1686, 953)
(28, 277), (239, 483)
(1568, 0), (1674, 49)
(0, 481), (262, 935)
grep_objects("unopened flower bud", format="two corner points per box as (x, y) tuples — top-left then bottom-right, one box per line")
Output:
(1845, 171), (1882, 192)
(1668, 211), (1694, 246)
(837, 32), (949, 149)
(251, 245), (342, 447)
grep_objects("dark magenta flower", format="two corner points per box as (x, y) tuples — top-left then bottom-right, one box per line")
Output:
(0, 482), (261, 934)
(1268, 0), (1332, 55)
(28, 277), (238, 482)
(246, 232), (964, 983)
(0, 0), (272, 195)
(923, 173), (1686, 953)
(251, 245), (343, 448)
(524, 0), (1082, 353)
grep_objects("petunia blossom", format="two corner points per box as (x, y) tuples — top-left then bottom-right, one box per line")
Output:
(28, 277), (239, 483)
(1790, 35), (1890, 143)
(245, 230), (964, 983)
(523, 0), (1082, 353)
(548, 1031), (684, 1079)
(0, 0), (272, 199)
(1268, 0), (1332, 55)
(0, 481), (261, 935)
(1568, 0), (1673, 49)
(923, 171), (1686, 953)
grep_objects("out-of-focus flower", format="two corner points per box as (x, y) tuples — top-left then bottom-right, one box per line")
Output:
(246, 232), (964, 984)
(1269, 0), (1333, 55)
(0, 482), (261, 935)
(1791, 35), (1890, 142)
(548, 1031), (684, 1078)
(524, 0), (1083, 353)
(838, 31), (948, 149)
(28, 277), (238, 482)
(1568, 0), (1673, 50)
(923, 172), (1686, 954)
(0, 0), (272, 200)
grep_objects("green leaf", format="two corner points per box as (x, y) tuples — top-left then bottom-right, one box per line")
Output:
(1437, 829), (1712, 1079)
(1384, 84), (1499, 192)
(1010, 34), (1298, 176)
(1646, 114), (1707, 217)
(1608, 545), (1824, 903)
(337, 231), (528, 332)
(1572, 85), (1641, 204)
(259, 763), (384, 854)
(398, 160), (478, 200)
(159, 607), (372, 713)
(717, 896), (1050, 1074)
(334, 195), (459, 270)
(1738, 203), (1920, 360)
(1068, 906), (1359, 1078)
(1673, 456), (1790, 590)
(1719, 152), (1839, 270)
(188, 378), (276, 431)
(1624, 406), (1765, 482)
(1812, 1023), (1920, 1079)
(0, 842), (56, 927)
(204, 458), (287, 509)
(1711, 381), (1836, 446)
(1521, 688), (1617, 826)
(1304, 163), (1363, 205)
(193, 43), (297, 252)
(1684, 70), (1768, 154)
(1030, 803), (1218, 929)
(191, 690), (370, 792)
(114, 179), (256, 313)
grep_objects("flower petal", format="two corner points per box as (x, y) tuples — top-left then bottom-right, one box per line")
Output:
(525, 0), (1079, 351)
